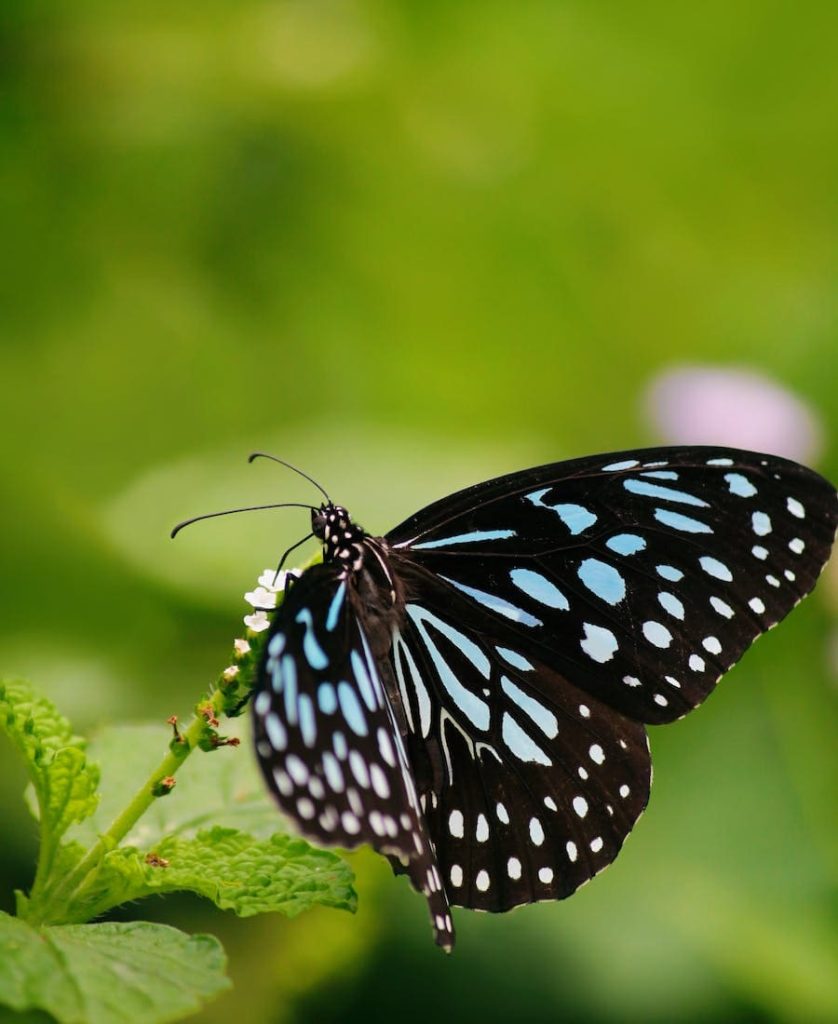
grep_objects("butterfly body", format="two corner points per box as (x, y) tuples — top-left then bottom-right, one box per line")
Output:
(251, 447), (836, 951)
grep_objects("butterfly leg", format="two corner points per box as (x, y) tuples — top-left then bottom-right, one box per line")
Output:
(271, 532), (314, 587)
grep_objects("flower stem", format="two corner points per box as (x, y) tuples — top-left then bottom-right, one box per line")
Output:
(26, 690), (226, 925)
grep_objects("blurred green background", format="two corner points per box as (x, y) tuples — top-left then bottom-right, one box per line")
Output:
(1, 1), (836, 1022)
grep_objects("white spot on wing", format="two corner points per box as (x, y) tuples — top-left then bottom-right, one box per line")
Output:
(580, 623), (619, 662)
(703, 636), (723, 655)
(529, 817), (545, 846)
(786, 497), (805, 519)
(643, 621), (673, 648)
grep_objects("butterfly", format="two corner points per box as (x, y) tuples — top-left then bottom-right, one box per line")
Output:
(197, 447), (837, 951)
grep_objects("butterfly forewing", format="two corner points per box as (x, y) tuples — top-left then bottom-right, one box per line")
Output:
(252, 562), (454, 948)
(388, 447), (837, 725)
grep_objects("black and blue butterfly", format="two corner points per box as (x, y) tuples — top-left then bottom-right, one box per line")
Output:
(176, 447), (836, 950)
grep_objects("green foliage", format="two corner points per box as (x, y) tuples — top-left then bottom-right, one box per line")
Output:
(0, 914), (230, 1024)
(2, 2), (837, 1020)
(0, 680), (356, 1022)
(0, 680), (99, 887)
(92, 830), (356, 919)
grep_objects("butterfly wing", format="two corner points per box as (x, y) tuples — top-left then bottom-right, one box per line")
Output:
(252, 563), (454, 949)
(388, 565), (652, 910)
(387, 446), (837, 725)
(384, 446), (835, 909)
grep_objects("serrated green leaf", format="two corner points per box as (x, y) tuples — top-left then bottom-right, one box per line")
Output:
(85, 828), (356, 919)
(67, 719), (284, 847)
(0, 912), (230, 1024)
(60, 721), (355, 923)
(0, 679), (99, 871)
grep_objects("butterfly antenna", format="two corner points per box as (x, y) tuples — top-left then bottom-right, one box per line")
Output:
(248, 452), (332, 504)
(170, 502), (316, 539)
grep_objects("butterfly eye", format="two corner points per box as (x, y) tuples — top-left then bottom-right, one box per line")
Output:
(311, 508), (328, 537)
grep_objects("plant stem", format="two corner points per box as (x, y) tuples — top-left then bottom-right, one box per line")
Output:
(28, 691), (226, 924)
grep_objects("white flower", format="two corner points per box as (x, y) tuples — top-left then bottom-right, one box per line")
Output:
(257, 569), (282, 591)
(244, 585), (278, 610)
(233, 638), (251, 656)
(244, 567), (305, 610)
(244, 610), (271, 633)
(257, 567), (303, 591)
(222, 665), (239, 682)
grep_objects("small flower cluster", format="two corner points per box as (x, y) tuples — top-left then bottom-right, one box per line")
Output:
(243, 568), (301, 632)
(213, 567), (304, 718)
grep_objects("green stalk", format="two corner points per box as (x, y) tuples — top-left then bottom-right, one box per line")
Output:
(24, 691), (226, 925)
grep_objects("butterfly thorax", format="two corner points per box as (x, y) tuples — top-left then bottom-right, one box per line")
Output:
(312, 503), (404, 659)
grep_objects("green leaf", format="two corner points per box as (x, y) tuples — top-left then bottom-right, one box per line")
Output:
(0, 679), (99, 872)
(0, 912), (230, 1024)
(85, 829), (356, 920)
(62, 721), (355, 922)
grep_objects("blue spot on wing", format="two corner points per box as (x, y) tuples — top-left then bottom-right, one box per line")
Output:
(411, 529), (516, 550)
(281, 654), (298, 725)
(624, 478), (709, 507)
(496, 646), (535, 671)
(350, 648), (379, 712)
(577, 558), (626, 605)
(657, 564), (684, 581)
(406, 604), (491, 731)
(326, 581), (346, 631)
(317, 682), (338, 714)
(501, 713), (551, 764)
(295, 608), (330, 669)
(654, 508), (713, 534)
(500, 676), (558, 738)
(298, 694), (317, 747)
(509, 568), (569, 610)
(441, 575), (543, 627)
(337, 681), (368, 736)
(526, 489), (597, 534)
(606, 533), (646, 556)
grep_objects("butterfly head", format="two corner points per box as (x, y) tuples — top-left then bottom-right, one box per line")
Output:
(312, 503), (367, 565)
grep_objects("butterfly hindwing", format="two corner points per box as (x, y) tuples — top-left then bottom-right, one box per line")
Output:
(388, 446), (836, 725)
(388, 567), (651, 910)
(252, 562), (455, 948)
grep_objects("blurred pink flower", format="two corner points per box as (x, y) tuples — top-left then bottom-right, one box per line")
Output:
(644, 365), (823, 463)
